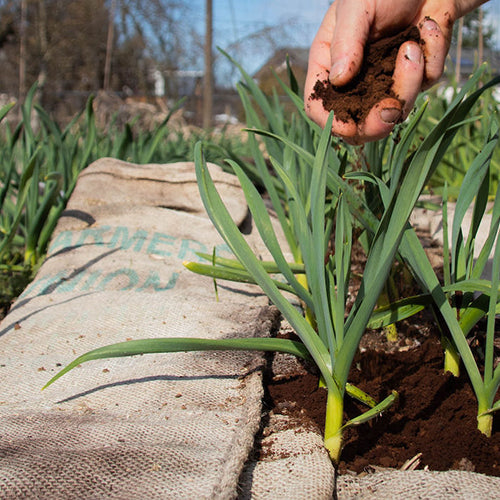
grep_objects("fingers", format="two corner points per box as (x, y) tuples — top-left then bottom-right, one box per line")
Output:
(392, 41), (425, 118)
(307, 41), (426, 144)
(304, 91), (328, 130)
(328, 40), (424, 145)
(304, 4), (336, 126)
(329, 1), (372, 86)
(350, 99), (403, 145)
(304, 49), (332, 131)
(304, 86), (358, 141)
(304, 0), (372, 137)
(418, 17), (448, 88)
(305, 5), (450, 144)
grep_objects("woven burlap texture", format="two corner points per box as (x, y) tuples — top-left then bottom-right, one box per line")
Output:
(238, 412), (336, 500)
(337, 470), (500, 499)
(0, 159), (276, 499)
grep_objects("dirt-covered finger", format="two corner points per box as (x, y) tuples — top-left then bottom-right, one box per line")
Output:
(392, 41), (425, 118)
(355, 99), (403, 144)
(418, 17), (448, 88)
(329, 0), (372, 86)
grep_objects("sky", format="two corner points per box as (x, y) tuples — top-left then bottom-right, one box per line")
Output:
(211, 0), (330, 45)
(484, 0), (500, 47)
(189, 0), (330, 77)
(188, 0), (500, 82)
(199, 1), (500, 49)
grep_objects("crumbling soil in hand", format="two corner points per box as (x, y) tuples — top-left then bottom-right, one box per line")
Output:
(310, 25), (421, 124)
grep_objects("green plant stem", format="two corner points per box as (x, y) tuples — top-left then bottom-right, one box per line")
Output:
(296, 272), (317, 329)
(324, 389), (344, 463)
(442, 336), (461, 376)
(384, 324), (398, 343)
(477, 402), (494, 437)
(443, 347), (461, 376)
(378, 282), (399, 342)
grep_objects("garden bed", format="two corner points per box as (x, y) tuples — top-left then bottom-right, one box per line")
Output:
(265, 311), (500, 478)
(259, 221), (500, 478)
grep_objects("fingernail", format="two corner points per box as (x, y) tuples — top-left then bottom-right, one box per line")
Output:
(421, 17), (439, 32)
(330, 58), (348, 84)
(404, 43), (422, 64)
(380, 107), (402, 124)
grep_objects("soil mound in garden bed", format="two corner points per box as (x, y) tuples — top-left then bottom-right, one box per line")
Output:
(266, 324), (500, 477)
(310, 25), (421, 123)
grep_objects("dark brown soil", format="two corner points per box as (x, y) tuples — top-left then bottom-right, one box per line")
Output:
(266, 319), (500, 477)
(310, 25), (421, 123)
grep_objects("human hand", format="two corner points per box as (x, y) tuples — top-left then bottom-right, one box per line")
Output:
(304, 0), (484, 144)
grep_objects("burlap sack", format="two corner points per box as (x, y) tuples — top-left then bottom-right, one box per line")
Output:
(336, 470), (500, 499)
(239, 413), (336, 500)
(0, 159), (277, 499)
(238, 325), (336, 499)
(238, 396), (500, 500)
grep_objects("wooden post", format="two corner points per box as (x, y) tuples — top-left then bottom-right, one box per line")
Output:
(104, 0), (116, 91)
(37, 0), (48, 96)
(455, 17), (464, 83)
(203, 0), (213, 129)
(478, 7), (483, 66)
(19, 0), (27, 106)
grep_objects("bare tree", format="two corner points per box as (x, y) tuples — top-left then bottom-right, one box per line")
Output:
(112, 0), (198, 71)
(0, 0), (197, 111)
(453, 7), (495, 50)
(455, 17), (464, 83)
(215, 23), (301, 88)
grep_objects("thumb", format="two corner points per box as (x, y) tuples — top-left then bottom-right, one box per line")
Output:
(329, 1), (372, 87)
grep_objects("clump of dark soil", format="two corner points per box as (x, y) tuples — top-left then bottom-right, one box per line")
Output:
(310, 25), (421, 123)
(266, 321), (500, 477)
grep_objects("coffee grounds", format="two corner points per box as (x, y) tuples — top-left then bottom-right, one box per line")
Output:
(310, 25), (421, 124)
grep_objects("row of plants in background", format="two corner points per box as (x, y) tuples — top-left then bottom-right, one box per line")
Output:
(419, 66), (500, 199)
(43, 59), (500, 463)
(399, 116), (500, 434)
(0, 85), (249, 309)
